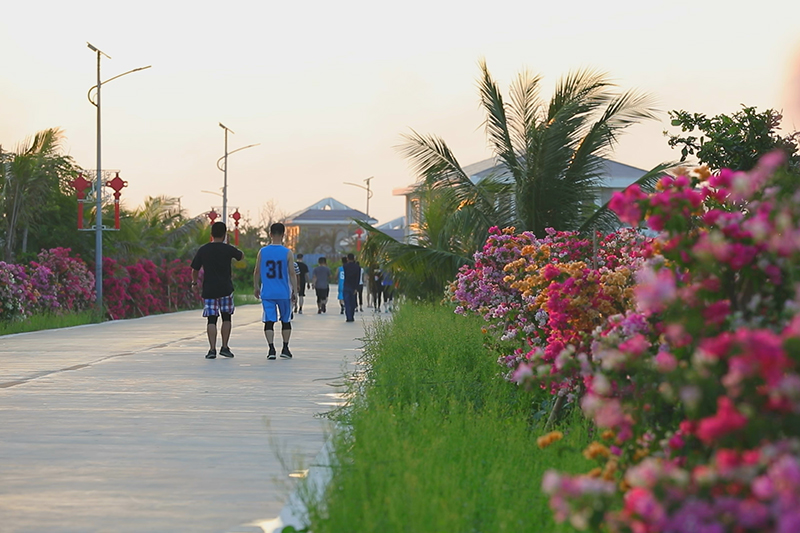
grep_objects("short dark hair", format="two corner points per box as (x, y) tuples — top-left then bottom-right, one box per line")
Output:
(211, 222), (227, 238)
(270, 222), (286, 236)
(347, 253), (355, 261)
(341, 256), (348, 263)
(297, 253), (303, 259)
(319, 257), (327, 264)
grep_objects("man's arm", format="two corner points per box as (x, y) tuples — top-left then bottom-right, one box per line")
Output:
(287, 250), (298, 301)
(253, 249), (262, 299)
(191, 268), (200, 290)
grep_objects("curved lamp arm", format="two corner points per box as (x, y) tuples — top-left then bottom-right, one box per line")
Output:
(88, 65), (152, 106)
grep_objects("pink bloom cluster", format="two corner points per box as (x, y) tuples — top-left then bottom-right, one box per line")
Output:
(0, 248), (95, 321)
(456, 152), (800, 532)
(103, 257), (199, 320)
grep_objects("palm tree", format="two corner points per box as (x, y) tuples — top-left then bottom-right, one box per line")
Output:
(361, 62), (660, 299)
(1, 128), (78, 261)
(403, 61), (659, 237)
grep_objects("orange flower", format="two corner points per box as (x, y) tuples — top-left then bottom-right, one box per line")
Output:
(537, 430), (564, 449)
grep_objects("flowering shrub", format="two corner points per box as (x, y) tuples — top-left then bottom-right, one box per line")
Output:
(0, 248), (198, 322)
(0, 248), (95, 321)
(455, 152), (800, 532)
(453, 227), (650, 387)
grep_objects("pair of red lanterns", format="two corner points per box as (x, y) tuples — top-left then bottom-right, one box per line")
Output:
(69, 172), (127, 230)
(207, 208), (242, 246)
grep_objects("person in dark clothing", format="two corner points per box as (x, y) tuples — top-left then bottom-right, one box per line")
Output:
(370, 266), (383, 312)
(191, 222), (244, 359)
(310, 257), (331, 313)
(295, 253), (310, 314)
(342, 253), (361, 322)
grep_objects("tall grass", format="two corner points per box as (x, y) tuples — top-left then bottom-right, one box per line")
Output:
(0, 310), (103, 336)
(304, 303), (592, 532)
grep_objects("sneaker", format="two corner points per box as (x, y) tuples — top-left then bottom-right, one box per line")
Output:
(280, 346), (293, 359)
(322, 304), (326, 313)
(298, 308), (303, 314)
(267, 346), (277, 360)
(219, 346), (234, 358)
(206, 349), (217, 359)
(318, 308), (322, 314)
(340, 307), (344, 315)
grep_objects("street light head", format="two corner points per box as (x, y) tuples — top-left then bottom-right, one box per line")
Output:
(87, 42), (98, 52)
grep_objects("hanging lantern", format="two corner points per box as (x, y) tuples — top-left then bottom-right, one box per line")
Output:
(69, 173), (93, 229)
(231, 209), (242, 246)
(105, 172), (128, 230)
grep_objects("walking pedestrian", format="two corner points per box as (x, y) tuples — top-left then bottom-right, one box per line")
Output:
(310, 257), (331, 313)
(295, 253), (310, 314)
(382, 270), (395, 312)
(337, 256), (346, 315)
(358, 264), (367, 312)
(254, 223), (298, 360)
(190, 221), (244, 359)
(370, 266), (383, 312)
(343, 253), (360, 322)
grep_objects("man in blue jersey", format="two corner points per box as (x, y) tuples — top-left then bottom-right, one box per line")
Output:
(254, 223), (298, 360)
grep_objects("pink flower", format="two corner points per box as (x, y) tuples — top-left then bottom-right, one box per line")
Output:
(634, 267), (676, 314)
(654, 350), (677, 373)
(696, 397), (748, 444)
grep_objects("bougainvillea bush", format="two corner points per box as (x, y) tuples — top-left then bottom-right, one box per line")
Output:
(489, 153), (800, 533)
(0, 248), (95, 321)
(1, 248), (198, 322)
(453, 226), (650, 388)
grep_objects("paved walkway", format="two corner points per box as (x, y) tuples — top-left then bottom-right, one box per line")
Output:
(0, 303), (385, 532)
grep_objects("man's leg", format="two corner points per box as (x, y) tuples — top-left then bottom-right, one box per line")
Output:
(218, 312), (234, 357)
(278, 299), (293, 358)
(263, 301), (278, 359)
(206, 315), (218, 358)
(344, 289), (356, 321)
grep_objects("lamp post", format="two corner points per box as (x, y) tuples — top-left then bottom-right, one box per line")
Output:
(343, 176), (374, 216)
(87, 42), (150, 311)
(216, 124), (258, 224)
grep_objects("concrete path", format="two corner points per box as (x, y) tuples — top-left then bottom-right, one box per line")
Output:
(0, 303), (386, 532)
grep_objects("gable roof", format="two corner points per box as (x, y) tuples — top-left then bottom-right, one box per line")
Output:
(286, 197), (378, 226)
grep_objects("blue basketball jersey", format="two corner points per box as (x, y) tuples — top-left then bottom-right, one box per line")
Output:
(259, 245), (291, 300)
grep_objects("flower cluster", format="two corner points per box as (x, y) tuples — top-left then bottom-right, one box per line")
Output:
(538, 154), (800, 531)
(0, 249), (199, 322)
(0, 248), (95, 321)
(453, 227), (649, 388)
(103, 257), (199, 320)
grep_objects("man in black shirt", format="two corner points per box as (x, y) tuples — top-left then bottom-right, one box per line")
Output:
(191, 222), (244, 359)
(342, 253), (361, 323)
(295, 253), (310, 315)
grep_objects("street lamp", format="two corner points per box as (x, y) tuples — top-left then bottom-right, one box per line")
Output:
(217, 122), (258, 224)
(87, 42), (151, 311)
(343, 176), (374, 216)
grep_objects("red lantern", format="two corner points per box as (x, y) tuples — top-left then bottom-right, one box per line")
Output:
(105, 172), (128, 230)
(207, 209), (219, 241)
(355, 227), (364, 251)
(69, 173), (93, 229)
(231, 209), (242, 246)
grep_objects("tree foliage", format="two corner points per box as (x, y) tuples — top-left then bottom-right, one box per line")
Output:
(665, 105), (800, 171)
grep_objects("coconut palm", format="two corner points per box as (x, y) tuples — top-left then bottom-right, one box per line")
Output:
(403, 61), (659, 237)
(1, 128), (78, 261)
(362, 62), (661, 299)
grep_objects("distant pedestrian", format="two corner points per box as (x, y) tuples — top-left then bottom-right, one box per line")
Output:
(343, 253), (360, 322)
(295, 253), (310, 315)
(310, 257), (331, 313)
(254, 223), (298, 360)
(191, 221), (244, 359)
(358, 264), (368, 312)
(337, 256), (347, 315)
(370, 266), (383, 312)
(382, 270), (395, 312)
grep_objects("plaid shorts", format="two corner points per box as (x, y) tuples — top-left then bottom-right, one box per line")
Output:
(203, 294), (235, 317)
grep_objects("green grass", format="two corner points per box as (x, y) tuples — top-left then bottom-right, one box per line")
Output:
(303, 303), (592, 533)
(0, 310), (104, 336)
(233, 293), (259, 306)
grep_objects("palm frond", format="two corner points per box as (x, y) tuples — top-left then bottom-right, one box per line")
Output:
(478, 60), (521, 177)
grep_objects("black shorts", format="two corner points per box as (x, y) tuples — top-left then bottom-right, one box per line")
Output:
(315, 287), (330, 301)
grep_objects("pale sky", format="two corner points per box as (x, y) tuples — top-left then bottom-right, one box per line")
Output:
(2, 0), (799, 227)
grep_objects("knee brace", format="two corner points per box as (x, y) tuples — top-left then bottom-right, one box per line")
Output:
(264, 321), (275, 331)
(207, 315), (219, 325)
(281, 322), (292, 331)
(221, 312), (232, 323)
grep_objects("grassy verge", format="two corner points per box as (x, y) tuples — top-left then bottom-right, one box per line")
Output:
(234, 293), (259, 306)
(303, 303), (592, 533)
(0, 310), (104, 336)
